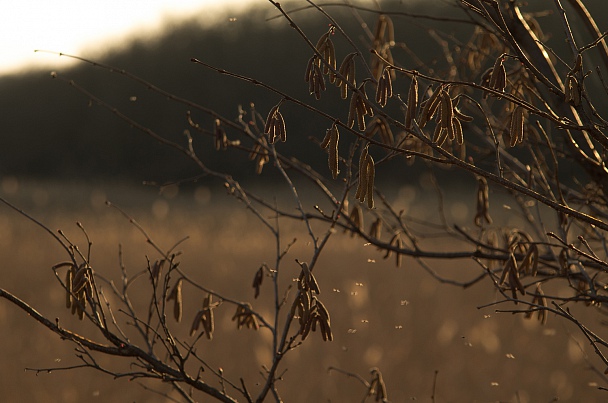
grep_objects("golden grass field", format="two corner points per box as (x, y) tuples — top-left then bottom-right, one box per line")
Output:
(1, 179), (607, 402)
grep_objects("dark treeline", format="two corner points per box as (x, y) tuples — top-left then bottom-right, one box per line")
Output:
(0, 1), (599, 188)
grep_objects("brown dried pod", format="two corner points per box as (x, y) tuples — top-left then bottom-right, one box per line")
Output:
(276, 112), (287, 143)
(336, 53), (357, 99)
(65, 266), (74, 309)
(452, 116), (464, 145)
(488, 55), (507, 93)
(433, 124), (448, 147)
(149, 259), (165, 285)
(365, 116), (394, 146)
(454, 107), (473, 122)
(373, 15), (395, 46)
(166, 279), (183, 322)
(298, 261), (321, 294)
(321, 124), (340, 179)
(418, 84), (444, 128)
(264, 105), (279, 135)
(315, 27), (336, 81)
(349, 204), (364, 236)
(375, 67), (393, 107)
(565, 74), (581, 106)
(77, 292), (86, 320)
(355, 146), (369, 201)
(508, 106), (525, 147)
(351, 83), (375, 131)
(311, 63), (326, 100)
(203, 308), (214, 340)
(190, 309), (205, 336)
(365, 154), (375, 209)
(72, 263), (90, 295)
(369, 368), (388, 402)
(369, 217), (382, 240)
(384, 234), (403, 268)
(252, 266), (264, 299)
(347, 91), (359, 129)
(318, 316), (334, 341)
(404, 75), (419, 129)
(304, 55), (316, 84)
(439, 90), (454, 131)
(474, 176), (492, 226)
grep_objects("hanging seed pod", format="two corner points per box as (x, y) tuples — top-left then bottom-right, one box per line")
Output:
(418, 85), (444, 129)
(404, 75), (419, 129)
(336, 53), (357, 99)
(508, 106), (525, 147)
(375, 67), (393, 107)
(166, 279), (184, 322)
(474, 176), (492, 226)
(488, 55), (507, 93)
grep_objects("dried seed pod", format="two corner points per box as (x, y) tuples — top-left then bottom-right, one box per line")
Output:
(77, 292), (86, 320)
(298, 261), (321, 294)
(355, 146), (369, 201)
(190, 309), (205, 336)
(365, 116), (394, 146)
(336, 53), (357, 99)
(508, 106), (525, 147)
(565, 74), (581, 106)
(452, 116), (464, 145)
(418, 85), (444, 128)
(439, 90), (454, 130)
(264, 105), (279, 135)
(365, 154), (375, 209)
(166, 279), (184, 322)
(369, 217), (382, 240)
(488, 55), (507, 92)
(535, 283), (548, 324)
(433, 124), (448, 147)
(394, 236), (403, 267)
(203, 308), (214, 340)
(315, 27), (337, 82)
(72, 263), (90, 295)
(349, 204), (364, 236)
(349, 83), (374, 131)
(404, 75), (419, 129)
(318, 316), (334, 341)
(369, 368), (388, 402)
(65, 267), (74, 309)
(311, 63), (326, 100)
(454, 107), (473, 122)
(474, 176), (492, 226)
(252, 266), (264, 299)
(304, 55), (316, 83)
(384, 236), (395, 260)
(375, 67), (393, 107)
(264, 103), (287, 143)
(150, 259), (165, 285)
(321, 124), (340, 179)
(373, 15), (395, 46)
(347, 91), (359, 129)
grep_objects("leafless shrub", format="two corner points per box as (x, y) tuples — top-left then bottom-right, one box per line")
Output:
(3, 0), (608, 401)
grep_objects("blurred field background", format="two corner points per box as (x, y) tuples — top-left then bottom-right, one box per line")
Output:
(1, 178), (607, 402)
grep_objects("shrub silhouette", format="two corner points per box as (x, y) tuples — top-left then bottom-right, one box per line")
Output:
(3, 1), (608, 401)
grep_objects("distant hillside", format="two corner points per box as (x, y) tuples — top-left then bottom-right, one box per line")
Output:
(1, 1), (603, 186)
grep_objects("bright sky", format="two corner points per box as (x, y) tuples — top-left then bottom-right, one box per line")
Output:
(1, 0), (255, 76)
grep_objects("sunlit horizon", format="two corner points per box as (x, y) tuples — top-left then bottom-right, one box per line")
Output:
(1, 0), (257, 76)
